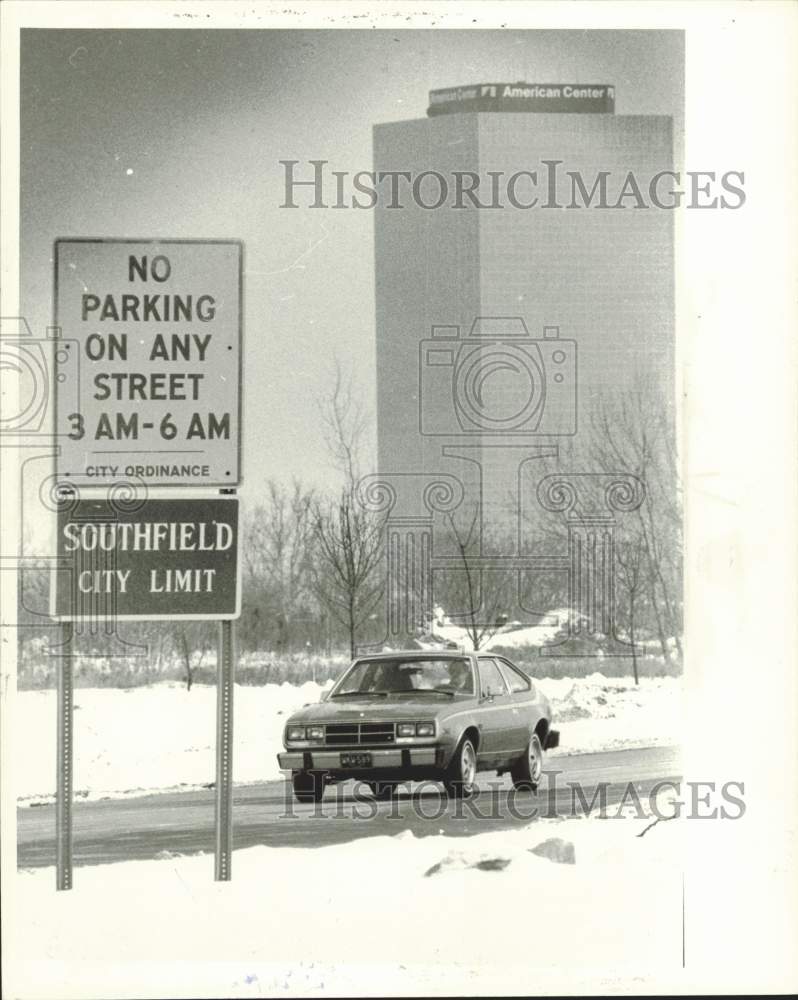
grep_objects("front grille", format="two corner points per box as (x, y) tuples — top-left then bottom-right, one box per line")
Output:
(324, 722), (395, 746)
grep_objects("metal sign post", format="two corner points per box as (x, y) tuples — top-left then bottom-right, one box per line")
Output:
(56, 623), (74, 890)
(214, 618), (235, 880)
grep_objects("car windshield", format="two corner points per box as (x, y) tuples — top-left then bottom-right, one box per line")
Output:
(333, 657), (474, 696)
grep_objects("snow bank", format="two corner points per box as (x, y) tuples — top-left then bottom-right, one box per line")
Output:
(541, 673), (681, 754)
(14, 675), (680, 804)
(15, 680), (331, 805)
(432, 612), (564, 649)
(9, 813), (684, 999)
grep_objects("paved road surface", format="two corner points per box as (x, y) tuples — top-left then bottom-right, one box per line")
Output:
(17, 745), (680, 869)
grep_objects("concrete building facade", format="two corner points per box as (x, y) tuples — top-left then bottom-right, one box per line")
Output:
(371, 95), (674, 639)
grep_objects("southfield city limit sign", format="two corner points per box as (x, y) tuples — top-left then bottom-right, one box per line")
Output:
(51, 496), (240, 620)
(54, 238), (242, 488)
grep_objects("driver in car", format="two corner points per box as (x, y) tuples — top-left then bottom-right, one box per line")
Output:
(448, 661), (473, 693)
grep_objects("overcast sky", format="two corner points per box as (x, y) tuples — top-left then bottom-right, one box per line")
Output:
(21, 28), (684, 502)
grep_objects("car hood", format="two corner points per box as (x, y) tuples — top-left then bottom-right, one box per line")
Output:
(286, 696), (469, 723)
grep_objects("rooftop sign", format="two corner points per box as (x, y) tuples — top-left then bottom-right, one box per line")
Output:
(427, 83), (615, 116)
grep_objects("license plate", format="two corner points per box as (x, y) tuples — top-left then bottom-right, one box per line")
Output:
(341, 752), (372, 768)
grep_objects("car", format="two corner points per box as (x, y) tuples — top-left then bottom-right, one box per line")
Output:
(277, 650), (559, 803)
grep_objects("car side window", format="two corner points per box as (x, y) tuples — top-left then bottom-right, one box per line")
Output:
(478, 658), (509, 698)
(497, 659), (533, 694)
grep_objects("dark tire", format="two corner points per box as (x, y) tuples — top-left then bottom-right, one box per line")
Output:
(367, 780), (400, 801)
(510, 733), (544, 792)
(292, 770), (325, 803)
(443, 737), (477, 799)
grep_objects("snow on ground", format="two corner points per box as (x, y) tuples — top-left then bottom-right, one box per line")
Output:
(431, 608), (565, 649)
(9, 811), (684, 999)
(430, 608), (681, 655)
(14, 680), (330, 805)
(14, 674), (680, 804)
(540, 674), (681, 754)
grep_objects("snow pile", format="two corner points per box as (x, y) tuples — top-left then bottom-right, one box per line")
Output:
(14, 674), (680, 804)
(14, 679), (331, 805)
(9, 813), (684, 998)
(544, 673), (674, 720)
(541, 674), (681, 754)
(430, 607), (566, 649)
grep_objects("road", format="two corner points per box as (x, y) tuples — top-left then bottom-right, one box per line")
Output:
(17, 745), (680, 869)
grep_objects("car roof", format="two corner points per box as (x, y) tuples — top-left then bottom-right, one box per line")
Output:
(354, 650), (474, 660)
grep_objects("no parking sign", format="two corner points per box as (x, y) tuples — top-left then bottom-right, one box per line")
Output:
(54, 238), (242, 487)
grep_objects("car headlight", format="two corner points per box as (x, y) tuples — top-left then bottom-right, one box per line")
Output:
(287, 726), (306, 741)
(397, 722), (435, 738)
(307, 725), (325, 741)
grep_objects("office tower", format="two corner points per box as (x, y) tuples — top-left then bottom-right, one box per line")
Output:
(372, 84), (674, 635)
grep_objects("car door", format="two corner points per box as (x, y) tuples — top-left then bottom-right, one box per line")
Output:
(474, 656), (515, 766)
(495, 657), (537, 751)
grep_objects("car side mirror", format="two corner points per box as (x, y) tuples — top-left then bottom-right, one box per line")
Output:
(481, 691), (494, 703)
(320, 689), (330, 702)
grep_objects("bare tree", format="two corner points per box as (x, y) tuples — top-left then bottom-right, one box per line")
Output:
(436, 509), (514, 651)
(312, 361), (385, 657)
(589, 379), (682, 661)
(164, 621), (215, 691)
(312, 492), (385, 658)
(243, 480), (316, 651)
(615, 532), (647, 684)
(320, 357), (371, 487)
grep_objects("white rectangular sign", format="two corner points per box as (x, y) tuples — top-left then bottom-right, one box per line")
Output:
(54, 238), (242, 487)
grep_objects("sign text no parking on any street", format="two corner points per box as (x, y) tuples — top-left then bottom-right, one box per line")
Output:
(54, 238), (242, 488)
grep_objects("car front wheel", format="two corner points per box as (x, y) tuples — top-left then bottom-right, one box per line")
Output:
(510, 732), (544, 792)
(443, 737), (477, 798)
(292, 770), (325, 803)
